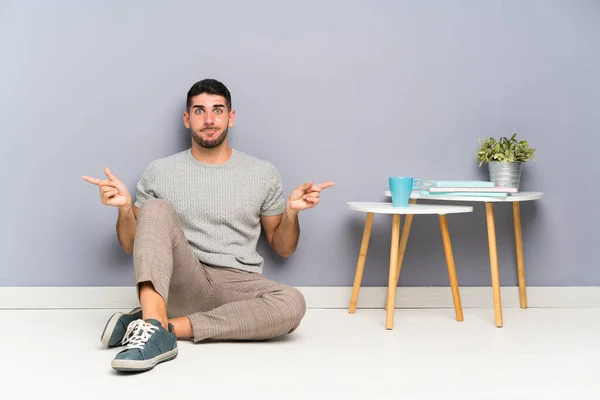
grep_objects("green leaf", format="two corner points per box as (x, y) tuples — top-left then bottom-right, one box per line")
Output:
(475, 132), (536, 164)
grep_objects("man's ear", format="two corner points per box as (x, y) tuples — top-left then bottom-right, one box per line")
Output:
(183, 111), (191, 129)
(228, 110), (236, 127)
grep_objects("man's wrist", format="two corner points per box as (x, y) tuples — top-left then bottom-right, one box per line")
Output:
(284, 202), (299, 219)
(119, 204), (133, 214)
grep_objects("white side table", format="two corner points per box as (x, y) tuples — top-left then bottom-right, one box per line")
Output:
(383, 191), (544, 327)
(347, 202), (473, 330)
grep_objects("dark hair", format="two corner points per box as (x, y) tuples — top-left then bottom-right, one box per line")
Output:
(186, 79), (232, 111)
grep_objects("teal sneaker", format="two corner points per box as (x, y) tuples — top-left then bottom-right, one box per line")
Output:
(100, 307), (142, 347)
(111, 319), (178, 372)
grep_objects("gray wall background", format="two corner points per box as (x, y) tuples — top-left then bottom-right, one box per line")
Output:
(1, 0), (598, 287)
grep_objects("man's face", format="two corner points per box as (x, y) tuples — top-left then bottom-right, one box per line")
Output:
(184, 93), (235, 149)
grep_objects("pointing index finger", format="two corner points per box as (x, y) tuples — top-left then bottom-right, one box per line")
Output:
(81, 175), (117, 187)
(81, 176), (100, 185)
(312, 181), (335, 191)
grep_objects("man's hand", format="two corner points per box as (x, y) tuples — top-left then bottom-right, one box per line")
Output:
(82, 166), (132, 208)
(287, 180), (335, 212)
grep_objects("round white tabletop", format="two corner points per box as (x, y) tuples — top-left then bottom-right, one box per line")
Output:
(383, 191), (543, 203)
(347, 202), (473, 215)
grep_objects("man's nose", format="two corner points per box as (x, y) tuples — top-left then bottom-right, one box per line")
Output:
(204, 112), (215, 125)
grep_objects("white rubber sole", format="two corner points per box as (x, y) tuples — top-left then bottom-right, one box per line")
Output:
(100, 307), (142, 347)
(111, 347), (179, 372)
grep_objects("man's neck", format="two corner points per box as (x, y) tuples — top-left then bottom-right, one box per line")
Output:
(190, 143), (232, 165)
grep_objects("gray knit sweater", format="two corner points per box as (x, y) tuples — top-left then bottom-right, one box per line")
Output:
(133, 148), (286, 274)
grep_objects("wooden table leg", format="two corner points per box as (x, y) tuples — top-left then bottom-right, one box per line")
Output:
(349, 212), (374, 313)
(385, 199), (416, 310)
(485, 202), (503, 327)
(385, 214), (401, 329)
(395, 198), (417, 286)
(439, 214), (464, 322)
(513, 202), (527, 309)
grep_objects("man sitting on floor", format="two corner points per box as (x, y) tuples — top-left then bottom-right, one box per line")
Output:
(83, 78), (334, 372)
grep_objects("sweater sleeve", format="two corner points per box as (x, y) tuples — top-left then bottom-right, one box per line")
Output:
(260, 163), (286, 216)
(133, 161), (159, 209)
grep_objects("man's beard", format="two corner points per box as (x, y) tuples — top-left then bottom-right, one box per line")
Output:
(192, 127), (228, 149)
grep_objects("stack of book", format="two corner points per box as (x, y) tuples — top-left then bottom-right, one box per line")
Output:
(416, 180), (517, 198)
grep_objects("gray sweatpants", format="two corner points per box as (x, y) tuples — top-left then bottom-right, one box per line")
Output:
(132, 198), (307, 342)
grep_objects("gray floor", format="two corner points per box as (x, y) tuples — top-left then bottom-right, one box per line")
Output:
(2, 308), (599, 399)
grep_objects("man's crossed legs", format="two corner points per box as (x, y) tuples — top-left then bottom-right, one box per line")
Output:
(101, 199), (307, 372)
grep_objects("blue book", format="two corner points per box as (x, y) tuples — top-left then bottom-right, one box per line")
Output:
(427, 180), (494, 188)
(418, 191), (508, 198)
(429, 186), (517, 194)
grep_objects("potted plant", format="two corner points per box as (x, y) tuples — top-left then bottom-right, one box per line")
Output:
(476, 133), (536, 190)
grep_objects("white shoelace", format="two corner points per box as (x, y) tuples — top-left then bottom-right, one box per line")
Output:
(121, 320), (159, 349)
